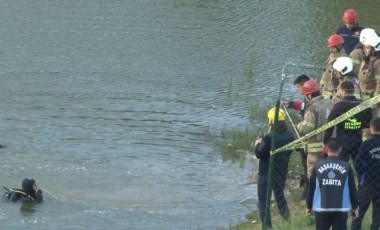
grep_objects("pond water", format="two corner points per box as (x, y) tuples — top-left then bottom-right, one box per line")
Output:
(0, 1), (378, 229)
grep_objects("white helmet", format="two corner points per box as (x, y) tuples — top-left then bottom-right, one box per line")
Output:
(333, 57), (353, 75)
(362, 34), (380, 51)
(360, 28), (377, 44)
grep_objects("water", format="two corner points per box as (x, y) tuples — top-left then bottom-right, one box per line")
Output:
(0, 1), (379, 229)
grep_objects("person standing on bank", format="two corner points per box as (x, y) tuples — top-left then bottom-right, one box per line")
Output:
(306, 138), (359, 230)
(255, 107), (294, 229)
(282, 74), (310, 197)
(336, 8), (363, 55)
(282, 74), (310, 119)
(297, 79), (333, 182)
(358, 28), (380, 118)
(320, 34), (347, 99)
(331, 56), (361, 102)
(351, 117), (380, 230)
(323, 80), (372, 162)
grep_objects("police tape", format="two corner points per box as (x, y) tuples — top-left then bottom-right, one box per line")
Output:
(271, 94), (380, 154)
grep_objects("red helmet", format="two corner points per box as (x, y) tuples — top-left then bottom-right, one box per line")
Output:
(342, 9), (358, 23)
(327, 34), (344, 47)
(302, 80), (320, 95)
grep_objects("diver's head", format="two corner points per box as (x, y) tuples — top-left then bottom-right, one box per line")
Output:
(22, 178), (36, 195)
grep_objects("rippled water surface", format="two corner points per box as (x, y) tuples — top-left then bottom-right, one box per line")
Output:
(0, 1), (379, 229)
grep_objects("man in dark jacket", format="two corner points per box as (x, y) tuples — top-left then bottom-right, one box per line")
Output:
(307, 138), (359, 230)
(255, 107), (294, 229)
(336, 8), (363, 55)
(324, 80), (372, 162)
(3, 178), (43, 203)
(352, 117), (380, 230)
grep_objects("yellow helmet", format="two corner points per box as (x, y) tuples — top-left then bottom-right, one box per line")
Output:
(267, 107), (286, 124)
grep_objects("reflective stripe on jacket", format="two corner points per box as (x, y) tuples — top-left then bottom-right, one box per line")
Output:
(298, 96), (333, 154)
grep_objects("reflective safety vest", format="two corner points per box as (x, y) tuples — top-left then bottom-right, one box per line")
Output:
(306, 142), (324, 154)
(298, 96), (333, 154)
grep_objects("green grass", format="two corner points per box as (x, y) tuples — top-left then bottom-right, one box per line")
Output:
(211, 60), (376, 229)
(214, 131), (375, 230)
(219, 127), (257, 167)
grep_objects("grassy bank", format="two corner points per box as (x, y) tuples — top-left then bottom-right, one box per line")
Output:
(209, 105), (374, 229)
(219, 144), (374, 230)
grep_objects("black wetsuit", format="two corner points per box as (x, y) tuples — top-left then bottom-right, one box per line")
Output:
(3, 188), (43, 203)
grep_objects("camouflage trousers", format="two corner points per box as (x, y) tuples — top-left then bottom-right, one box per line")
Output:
(307, 152), (323, 179)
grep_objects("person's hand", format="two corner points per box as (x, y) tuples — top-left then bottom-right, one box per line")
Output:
(33, 182), (39, 192)
(305, 209), (313, 216)
(255, 138), (262, 147)
(281, 99), (289, 108)
(351, 208), (359, 219)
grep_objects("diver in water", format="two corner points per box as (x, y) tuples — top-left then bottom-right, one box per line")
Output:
(3, 178), (43, 202)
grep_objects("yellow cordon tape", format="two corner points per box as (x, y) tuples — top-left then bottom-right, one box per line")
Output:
(271, 94), (380, 155)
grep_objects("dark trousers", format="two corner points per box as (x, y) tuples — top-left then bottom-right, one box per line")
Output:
(351, 186), (380, 230)
(257, 170), (289, 228)
(338, 140), (361, 162)
(299, 149), (308, 185)
(257, 174), (272, 228)
(314, 211), (348, 230)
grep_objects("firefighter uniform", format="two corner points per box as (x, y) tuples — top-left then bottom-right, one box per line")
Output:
(297, 95), (333, 178)
(358, 57), (380, 117)
(320, 50), (347, 99)
(349, 46), (364, 74)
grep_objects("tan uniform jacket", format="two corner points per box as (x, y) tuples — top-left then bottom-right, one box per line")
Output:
(320, 49), (347, 99)
(349, 48), (364, 74)
(297, 96), (333, 154)
(358, 57), (380, 96)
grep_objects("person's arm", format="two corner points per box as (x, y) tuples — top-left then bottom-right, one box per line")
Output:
(34, 189), (43, 202)
(306, 166), (316, 210)
(9, 191), (20, 202)
(361, 108), (372, 129)
(349, 48), (364, 74)
(323, 105), (338, 144)
(255, 135), (271, 159)
(348, 166), (359, 216)
(374, 65), (380, 97)
(297, 108), (316, 136)
(288, 100), (304, 111)
(354, 141), (367, 178)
